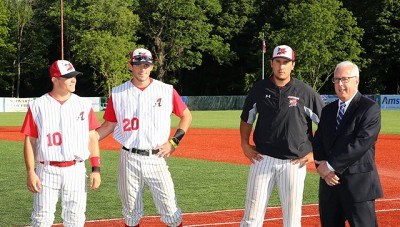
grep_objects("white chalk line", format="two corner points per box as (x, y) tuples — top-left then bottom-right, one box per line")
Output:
(82, 197), (400, 225)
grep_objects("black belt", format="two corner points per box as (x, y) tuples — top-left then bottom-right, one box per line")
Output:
(122, 146), (159, 156)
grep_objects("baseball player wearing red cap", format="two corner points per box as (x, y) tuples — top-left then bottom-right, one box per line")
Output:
(96, 48), (192, 227)
(240, 45), (325, 227)
(21, 60), (102, 226)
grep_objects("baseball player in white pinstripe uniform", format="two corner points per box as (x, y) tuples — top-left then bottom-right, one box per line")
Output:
(240, 45), (324, 227)
(96, 48), (192, 227)
(21, 60), (102, 227)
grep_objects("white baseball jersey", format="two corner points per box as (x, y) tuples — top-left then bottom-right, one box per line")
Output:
(29, 93), (92, 161)
(23, 93), (96, 227)
(107, 79), (183, 226)
(111, 80), (173, 148)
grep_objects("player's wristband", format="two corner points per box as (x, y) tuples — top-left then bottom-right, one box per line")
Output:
(90, 157), (101, 173)
(172, 129), (185, 145)
(90, 156), (101, 167)
(170, 139), (178, 149)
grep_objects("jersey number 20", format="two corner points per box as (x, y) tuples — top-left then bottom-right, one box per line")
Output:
(123, 117), (139, 131)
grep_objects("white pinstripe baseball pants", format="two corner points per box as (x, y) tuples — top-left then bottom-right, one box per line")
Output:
(240, 155), (306, 227)
(118, 149), (182, 227)
(31, 162), (87, 227)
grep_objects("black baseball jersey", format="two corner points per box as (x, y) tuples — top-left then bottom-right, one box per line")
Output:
(241, 77), (325, 159)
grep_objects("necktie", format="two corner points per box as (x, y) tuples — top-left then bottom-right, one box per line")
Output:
(336, 101), (346, 131)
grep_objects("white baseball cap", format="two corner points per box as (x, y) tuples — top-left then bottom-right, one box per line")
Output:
(272, 45), (295, 61)
(49, 60), (82, 78)
(130, 48), (154, 65)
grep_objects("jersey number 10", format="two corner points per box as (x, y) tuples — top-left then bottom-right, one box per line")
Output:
(47, 132), (62, 146)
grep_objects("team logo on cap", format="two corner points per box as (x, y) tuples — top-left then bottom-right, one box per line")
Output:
(277, 48), (287, 56)
(66, 63), (74, 71)
(272, 45), (295, 61)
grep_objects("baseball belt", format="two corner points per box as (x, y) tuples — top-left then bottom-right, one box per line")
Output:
(39, 160), (79, 167)
(122, 146), (159, 156)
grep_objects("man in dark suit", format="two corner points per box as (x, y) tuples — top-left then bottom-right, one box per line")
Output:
(313, 61), (383, 227)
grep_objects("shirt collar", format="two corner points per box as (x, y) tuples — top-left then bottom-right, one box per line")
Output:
(338, 91), (358, 110)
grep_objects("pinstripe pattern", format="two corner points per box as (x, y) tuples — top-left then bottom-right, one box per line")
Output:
(32, 162), (87, 227)
(29, 93), (92, 226)
(29, 93), (92, 161)
(240, 69), (323, 227)
(111, 80), (181, 226)
(112, 80), (173, 149)
(240, 155), (306, 227)
(118, 149), (182, 226)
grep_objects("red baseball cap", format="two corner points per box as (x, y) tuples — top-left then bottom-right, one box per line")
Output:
(49, 60), (82, 78)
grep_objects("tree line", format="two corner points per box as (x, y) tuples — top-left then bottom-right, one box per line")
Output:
(0, 0), (398, 98)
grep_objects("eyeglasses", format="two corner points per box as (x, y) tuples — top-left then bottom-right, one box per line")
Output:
(331, 76), (357, 84)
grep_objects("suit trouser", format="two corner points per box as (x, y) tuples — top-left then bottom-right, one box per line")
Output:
(319, 182), (378, 227)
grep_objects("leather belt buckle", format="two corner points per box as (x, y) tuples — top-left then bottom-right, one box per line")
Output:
(123, 146), (159, 156)
(133, 148), (150, 156)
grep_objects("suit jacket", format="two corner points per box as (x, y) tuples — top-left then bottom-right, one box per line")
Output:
(313, 92), (383, 203)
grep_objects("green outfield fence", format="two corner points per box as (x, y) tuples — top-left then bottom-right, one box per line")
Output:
(1, 95), (400, 112)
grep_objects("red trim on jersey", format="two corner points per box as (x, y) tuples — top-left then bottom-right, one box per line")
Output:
(103, 88), (187, 121)
(89, 108), (101, 130)
(21, 107), (100, 137)
(103, 95), (117, 122)
(48, 92), (67, 104)
(137, 78), (153, 91)
(21, 108), (38, 138)
(172, 89), (187, 117)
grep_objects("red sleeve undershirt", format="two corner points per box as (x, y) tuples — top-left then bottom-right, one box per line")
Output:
(172, 89), (187, 117)
(20, 108), (38, 138)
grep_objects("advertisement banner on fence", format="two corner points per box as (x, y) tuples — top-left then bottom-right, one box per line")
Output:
(3, 98), (36, 112)
(1, 97), (101, 112)
(320, 95), (338, 104)
(320, 94), (380, 105)
(380, 95), (400, 110)
(2, 95), (399, 112)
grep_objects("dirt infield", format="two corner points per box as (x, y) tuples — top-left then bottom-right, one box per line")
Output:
(2, 127), (399, 226)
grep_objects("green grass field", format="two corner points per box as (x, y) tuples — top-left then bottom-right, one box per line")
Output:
(1, 110), (399, 133)
(0, 110), (398, 226)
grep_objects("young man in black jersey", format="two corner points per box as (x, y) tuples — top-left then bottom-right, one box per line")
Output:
(240, 45), (325, 227)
